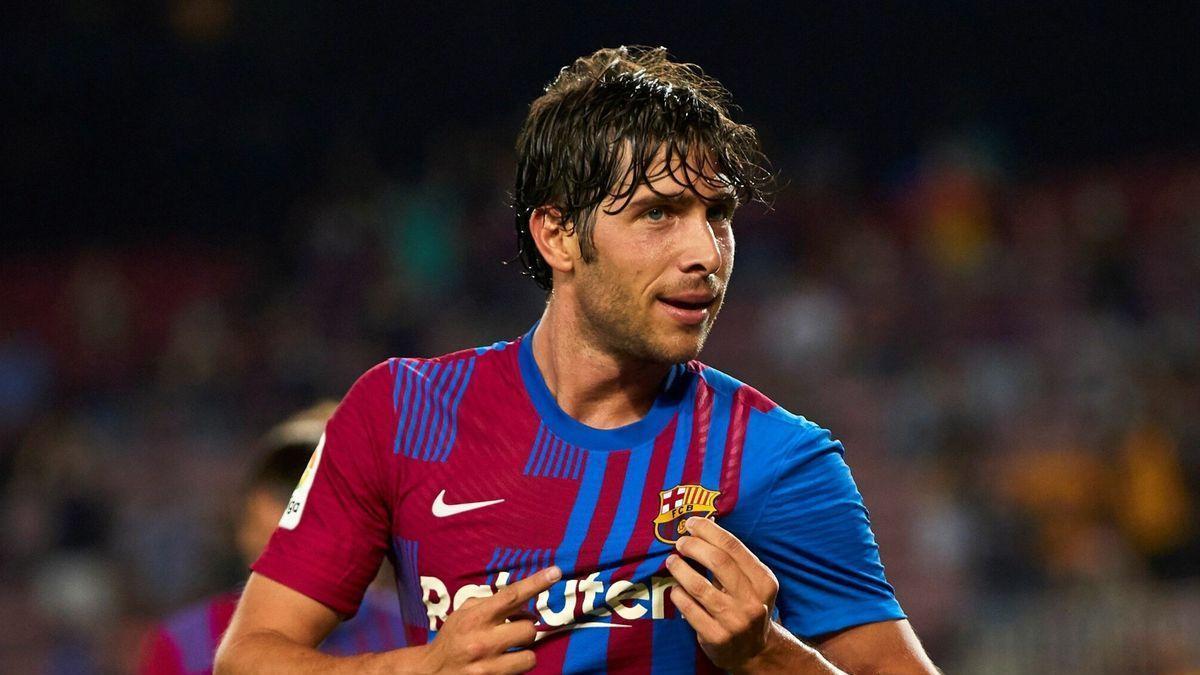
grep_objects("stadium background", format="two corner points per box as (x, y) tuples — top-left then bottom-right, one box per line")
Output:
(2, 3), (1199, 673)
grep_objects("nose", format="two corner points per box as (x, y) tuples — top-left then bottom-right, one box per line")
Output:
(678, 211), (724, 276)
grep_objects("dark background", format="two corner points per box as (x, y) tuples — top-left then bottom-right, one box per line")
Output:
(2, 2), (1199, 673)
(7, 3), (1200, 246)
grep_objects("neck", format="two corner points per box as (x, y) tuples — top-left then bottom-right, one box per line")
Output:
(531, 299), (671, 430)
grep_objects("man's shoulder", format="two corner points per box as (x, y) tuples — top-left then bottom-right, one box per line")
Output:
(351, 337), (521, 397)
(687, 360), (819, 431)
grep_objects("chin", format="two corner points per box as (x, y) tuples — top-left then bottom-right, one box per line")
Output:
(647, 329), (709, 364)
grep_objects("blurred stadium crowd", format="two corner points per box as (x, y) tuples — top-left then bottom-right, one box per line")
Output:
(2, 130), (1197, 672)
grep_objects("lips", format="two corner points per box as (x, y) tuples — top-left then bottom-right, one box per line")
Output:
(656, 292), (718, 326)
(657, 293), (717, 310)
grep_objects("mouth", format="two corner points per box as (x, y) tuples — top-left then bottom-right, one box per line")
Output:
(656, 293), (718, 326)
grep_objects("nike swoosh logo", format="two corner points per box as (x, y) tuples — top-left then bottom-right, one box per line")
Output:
(432, 489), (504, 517)
(534, 622), (628, 641)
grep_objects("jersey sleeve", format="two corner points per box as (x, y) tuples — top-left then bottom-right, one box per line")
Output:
(749, 421), (905, 639)
(252, 363), (395, 617)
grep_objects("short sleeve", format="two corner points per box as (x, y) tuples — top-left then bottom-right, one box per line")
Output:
(252, 363), (394, 617)
(749, 423), (905, 639)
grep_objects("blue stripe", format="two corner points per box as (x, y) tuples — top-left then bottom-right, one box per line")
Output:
(438, 357), (476, 462)
(517, 548), (534, 581)
(428, 360), (466, 460)
(552, 449), (607, 578)
(701, 387), (734, 489)
(547, 443), (563, 478)
(554, 442), (573, 477)
(569, 445), (584, 479)
(524, 425), (546, 475)
(408, 362), (436, 455)
(497, 548), (518, 580)
(400, 362), (430, 456)
(417, 360), (453, 458)
(391, 359), (403, 411)
(660, 378), (699, 497)
(532, 433), (555, 477)
(630, 380), (699, 584)
(393, 360), (416, 455)
(652, 619), (698, 674)
(396, 538), (424, 628)
(415, 364), (450, 460)
(604, 444), (662, 564)
(564, 442), (656, 667)
(552, 437), (568, 476)
(556, 449), (619, 667)
(485, 546), (503, 572)
(485, 547), (503, 585)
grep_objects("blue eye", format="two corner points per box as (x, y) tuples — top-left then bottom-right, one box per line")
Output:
(707, 205), (732, 222)
(646, 207), (667, 222)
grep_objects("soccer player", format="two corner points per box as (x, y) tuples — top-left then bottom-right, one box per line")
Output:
(216, 46), (939, 674)
(140, 404), (406, 674)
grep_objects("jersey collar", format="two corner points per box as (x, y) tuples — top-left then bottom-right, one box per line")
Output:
(517, 323), (689, 451)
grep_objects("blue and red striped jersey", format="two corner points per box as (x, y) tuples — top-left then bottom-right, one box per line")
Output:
(254, 325), (904, 673)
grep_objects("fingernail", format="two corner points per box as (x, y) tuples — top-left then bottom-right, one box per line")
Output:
(686, 517), (700, 528)
(546, 566), (562, 582)
(665, 554), (678, 566)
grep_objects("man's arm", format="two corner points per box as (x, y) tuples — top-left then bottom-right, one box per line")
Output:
(214, 573), (403, 675)
(811, 619), (938, 675)
(215, 567), (560, 675)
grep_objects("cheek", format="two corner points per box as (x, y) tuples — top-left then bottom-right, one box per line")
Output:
(720, 231), (735, 274)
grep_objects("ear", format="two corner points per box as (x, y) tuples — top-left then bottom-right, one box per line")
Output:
(529, 206), (579, 278)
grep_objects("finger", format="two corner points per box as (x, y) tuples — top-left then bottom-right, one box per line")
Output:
(491, 619), (538, 651)
(675, 533), (751, 598)
(487, 648), (538, 674)
(665, 553), (728, 613)
(690, 517), (779, 600)
(481, 566), (561, 621)
(504, 608), (539, 624)
(686, 514), (768, 571)
(669, 585), (728, 645)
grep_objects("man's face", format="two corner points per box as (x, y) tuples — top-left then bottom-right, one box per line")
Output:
(570, 153), (737, 365)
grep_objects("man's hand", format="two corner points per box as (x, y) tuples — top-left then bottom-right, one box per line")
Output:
(416, 565), (561, 675)
(666, 516), (782, 672)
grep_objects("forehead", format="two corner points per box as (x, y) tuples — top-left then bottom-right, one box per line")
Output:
(605, 145), (735, 207)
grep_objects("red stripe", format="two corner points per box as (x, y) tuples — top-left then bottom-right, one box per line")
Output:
(572, 450), (630, 574)
(604, 418), (679, 671)
(607, 620), (654, 675)
(529, 630), (570, 673)
(667, 381), (713, 621)
(679, 380), (713, 486)
(611, 418), (678, 581)
(717, 389), (751, 515)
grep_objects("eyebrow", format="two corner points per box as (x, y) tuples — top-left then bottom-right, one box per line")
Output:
(622, 190), (738, 213)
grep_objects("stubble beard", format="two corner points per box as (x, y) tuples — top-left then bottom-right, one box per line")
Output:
(574, 267), (721, 367)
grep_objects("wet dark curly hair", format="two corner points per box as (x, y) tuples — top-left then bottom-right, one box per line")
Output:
(511, 46), (775, 290)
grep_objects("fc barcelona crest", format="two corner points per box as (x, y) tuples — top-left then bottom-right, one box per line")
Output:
(653, 484), (720, 544)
